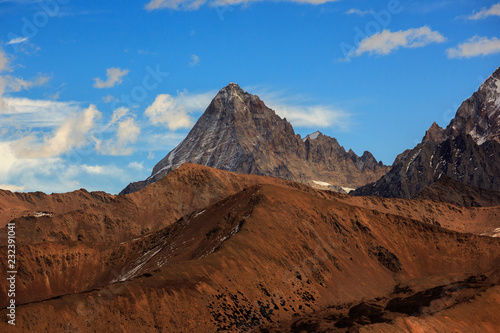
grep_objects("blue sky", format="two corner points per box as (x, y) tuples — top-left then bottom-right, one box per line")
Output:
(0, 0), (499, 193)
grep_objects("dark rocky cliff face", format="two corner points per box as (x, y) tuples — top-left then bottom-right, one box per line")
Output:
(122, 83), (388, 194)
(353, 66), (500, 199)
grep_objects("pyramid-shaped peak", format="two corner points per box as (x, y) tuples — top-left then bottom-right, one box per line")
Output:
(218, 82), (246, 96)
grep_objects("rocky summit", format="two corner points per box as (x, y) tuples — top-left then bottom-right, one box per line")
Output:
(121, 83), (389, 194)
(354, 66), (500, 199)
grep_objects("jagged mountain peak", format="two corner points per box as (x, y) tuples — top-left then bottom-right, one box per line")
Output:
(354, 66), (500, 199)
(446, 66), (500, 145)
(422, 122), (446, 143)
(121, 85), (388, 194)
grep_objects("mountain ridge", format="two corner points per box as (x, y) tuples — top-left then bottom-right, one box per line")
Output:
(121, 83), (389, 194)
(353, 66), (500, 199)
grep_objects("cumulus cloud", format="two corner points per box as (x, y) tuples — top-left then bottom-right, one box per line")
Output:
(145, 0), (338, 11)
(145, 94), (193, 130)
(11, 104), (102, 158)
(446, 36), (500, 59)
(93, 67), (129, 89)
(467, 3), (500, 20)
(348, 26), (446, 58)
(145, 90), (213, 130)
(96, 117), (141, 156)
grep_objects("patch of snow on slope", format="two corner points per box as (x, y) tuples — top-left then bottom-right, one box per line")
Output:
(313, 180), (331, 186)
(469, 128), (488, 145)
(342, 187), (355, 193)
(480, 227), (500, 238)
(112, 245), (164, 283)
(406, 148), (421, 172)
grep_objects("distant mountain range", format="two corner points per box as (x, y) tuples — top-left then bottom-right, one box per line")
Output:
(121, 83), (388, 194)
(353, 66), (500, 198)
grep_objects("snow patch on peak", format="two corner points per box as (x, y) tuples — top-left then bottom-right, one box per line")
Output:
(303, 130), (321, 142)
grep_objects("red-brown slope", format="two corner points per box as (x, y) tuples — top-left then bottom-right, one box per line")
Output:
(1, 183), (499, 332)
(0, 163), (316, 245)
(0, 189), (114, 228)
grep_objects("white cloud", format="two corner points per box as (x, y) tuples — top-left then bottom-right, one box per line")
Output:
(0, 184), (25, 192)
(4, 74), (51, 92)
(190, 54), (200, 67)
(0, 49), (7, 71)
(96, 117), (140, 156)
(255, 89), (351, 130)
(345, 8), (373, 16)
(93, 67), (129, 89)
(348, 26), (446, 58)
(268, 102), (350, 130)
(144, 90), (213, 130)
(446, 36), (500, 59)
(0, 97), (82, 128)
(145, 94), (193, 130)
(467, 3), (500, 20)
(0, 49), (7, 110)
(102, 95), (115, 103)
(0, 141), (75, 193)
(0, 49), (50, 110)
(81, 164), (127, 176)
(6, 37), (29, 45)
(11, 104), (102, 158)
(128, 161), (145, 170)
(145, 0), (338, 11)
(105, 106), (129, 130)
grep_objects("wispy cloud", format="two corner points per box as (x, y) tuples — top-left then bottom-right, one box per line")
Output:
(347, 26), (445, 59)
(93, 67), (129, 89)
(4, 74), (51, 92)
(253, 88), (351, 130)
(447, 36), (500, 59)
(345, 8), (373, 16)
(102, 95), (115, 103)
(11, 104), (102, 158)
(0, 49), (51, 110)
(467, 3), (500, 20)
(0, 97), (82, 128)
(6, 36), (29, 45)
(189, 54), (200, 67)
(145, 0), (339, 11)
